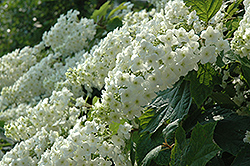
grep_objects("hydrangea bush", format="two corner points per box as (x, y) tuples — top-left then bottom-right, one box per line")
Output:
(1, 0), (250, 165)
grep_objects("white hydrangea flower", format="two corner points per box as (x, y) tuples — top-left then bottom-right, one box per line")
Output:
(243, 130), (250, 144)
(201, 26), (221, 45)
(200, 45), (216, 64)
(43, 10), (96, 55)
(0, 42), (44, 90)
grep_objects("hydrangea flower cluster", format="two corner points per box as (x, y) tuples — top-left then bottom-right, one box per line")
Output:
(42, 9), (96, 55)
(94, 0), (229, 122)
(231, 0), (250, 59)
(0, 127), (60, 166)
(38, 120), (132, 166)
(243, 130), (250, 144)
(0, 51), (85, 111)
(3, 87), (80, 141)
(1, 117), (132, 166)
(66, 24), (133, 96)
(0, 42), (45, 90)
(0, 103), (31, 122)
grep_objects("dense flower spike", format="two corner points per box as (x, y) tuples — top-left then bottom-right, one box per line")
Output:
(231, 0), (250, 59)
(42, 10), (96, 55)
(0, 42), (45, 90)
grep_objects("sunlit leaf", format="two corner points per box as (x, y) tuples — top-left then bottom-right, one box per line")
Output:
(140, 80), (192, 134)
(90, 1), (111, 22)
(184, 0), (223, 23)
(141, 145), (162, 166)
(108, 2), (127, 18)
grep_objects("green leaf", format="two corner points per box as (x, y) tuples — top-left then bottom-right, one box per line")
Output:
(210, 92), (238, 109)
(214, 114), (250, 155)
(186, 63), (221, 107)
(90, 1), (111, 22)
(106, 16), (123, 31)
(182, 106), (233, 133)
(109, 119), (126, 136)
(0, 121), (5, 128)
(136, 126), (171, 165)
(108, 2), (127, 19)
(225, 0), (243, 19)
(225, 17), (242, 38)
(130, 139), (136, 166)
(162, 119), (179, 140)
(139, 108), (155, 131)
(140, 79), (192, 134)
(184, 0), (223, 23)
(171, 122), (221, 166)
(170, 126), (187, 166)
(216, 53), (225, 68)
(92, 96), (99, 105)
(233, 55), (250, 87)
(232, 144), (250, 166)
(184, 122), (221, 166)
(206, 155), (225, 166)
(141, 145), (162, 166)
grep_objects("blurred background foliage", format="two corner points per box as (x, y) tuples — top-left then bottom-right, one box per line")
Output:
(0, 0), (150, 57)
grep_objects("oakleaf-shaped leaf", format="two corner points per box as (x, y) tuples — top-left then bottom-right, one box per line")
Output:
(171, 122), (221, 166)
(184, 0), (223, 23)
(140, 80), (192, 134)
(184, 122), (221, 166)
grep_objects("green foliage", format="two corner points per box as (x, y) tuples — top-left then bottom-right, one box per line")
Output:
(92, 96), (100, 105)
(225, 0), (244, 19)
(87, 0), (130, 49)
(108, 2), (127, 18)
(169, 126), (186, 166)
(210, 92), (238, 109)
(132, 80), (192, 165)
(214, 114), (250, 156)
(171, 123), (221, 166)
(184, 0), (223, 24)
(185, 63), (221, 107)
(140, 79), (192, 134)
(135, 126), (171, 166)
(223, 0), (244, 38)
(225, 17), (242, 38)
(109, 119), (126, 136)
(91, 1), (111, 22)
(141, 145), (162, 166)
(231, 144), (250, 166)
(233, 55), (250, 88)
(106, 16), (123, 31)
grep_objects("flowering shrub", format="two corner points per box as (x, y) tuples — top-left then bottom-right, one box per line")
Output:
(1, 0), (250, 165)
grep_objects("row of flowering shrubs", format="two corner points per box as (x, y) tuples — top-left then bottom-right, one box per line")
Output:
(1, 0), (250, 165)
